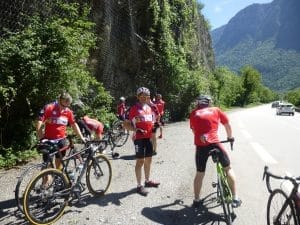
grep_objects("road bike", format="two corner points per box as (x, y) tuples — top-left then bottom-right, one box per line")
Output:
(211, 139), (235, 225)
(22, 140), (112, 225)
(14, 135), (76, 213)
(263, 166), (300, 225)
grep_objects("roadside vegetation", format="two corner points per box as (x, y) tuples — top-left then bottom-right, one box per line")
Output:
(0, 1), (279, 168)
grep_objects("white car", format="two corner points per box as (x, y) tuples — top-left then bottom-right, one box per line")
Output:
(276, 103), (295, 116)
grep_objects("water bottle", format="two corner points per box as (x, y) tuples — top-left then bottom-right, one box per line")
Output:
(76, 163), (83, 174)
(68, 171), (75, 183)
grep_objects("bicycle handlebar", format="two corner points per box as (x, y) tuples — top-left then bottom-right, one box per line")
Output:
(219, 138), (234, 150)
(263, 166), (300, 193)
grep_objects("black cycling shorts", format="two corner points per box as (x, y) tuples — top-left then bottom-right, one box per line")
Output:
(134, 138), (154, 158)
(195, 144), (230, 172)
(42, 138), (67, 162)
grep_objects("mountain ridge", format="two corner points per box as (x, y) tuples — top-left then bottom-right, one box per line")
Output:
(211, 0), (300, 91)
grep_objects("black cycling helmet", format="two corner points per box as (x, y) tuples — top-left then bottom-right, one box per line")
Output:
(197, 95), (212, 106)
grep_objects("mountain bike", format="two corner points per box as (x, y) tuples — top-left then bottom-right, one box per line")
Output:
(263, 166), (300, 225)
(211, 139), (235, 225)
(14, 135), (76, 213)
(22, 140), (112, 225)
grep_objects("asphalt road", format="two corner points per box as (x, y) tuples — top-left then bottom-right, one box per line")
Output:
(0, 104), (299, 225)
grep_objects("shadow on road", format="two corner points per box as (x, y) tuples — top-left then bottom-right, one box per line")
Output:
(0, 197), (29, 225)
(141, 195), (227, 225)
(78, 188), (137, 207)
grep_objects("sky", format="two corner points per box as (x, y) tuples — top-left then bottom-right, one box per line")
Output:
(199, 0), (273, 29)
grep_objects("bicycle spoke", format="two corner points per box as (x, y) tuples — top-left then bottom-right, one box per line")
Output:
(267, 189), (297, 225)
(86, 155), (112, 196)
(23, 169), (70, 225)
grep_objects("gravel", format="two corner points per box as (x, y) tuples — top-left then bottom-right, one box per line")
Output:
(0, 121), (225, 225)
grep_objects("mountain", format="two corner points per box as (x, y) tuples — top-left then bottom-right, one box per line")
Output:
(211, 0), (300, 92)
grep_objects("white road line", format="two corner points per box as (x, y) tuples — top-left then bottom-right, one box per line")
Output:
(241, 129), (252, 139)
(251, 142), (278, 164)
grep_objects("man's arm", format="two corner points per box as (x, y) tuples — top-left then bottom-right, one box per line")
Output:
(224, 123), (233, 139)
(36, 120), (44, 140)
(123, 119), (136, 131)
(71, 123), (86, 143)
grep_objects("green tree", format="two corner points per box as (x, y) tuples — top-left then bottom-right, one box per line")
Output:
(0, 2), (112, 154)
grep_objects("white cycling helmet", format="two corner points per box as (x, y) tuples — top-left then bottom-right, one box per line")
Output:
(136, 87), (150, 96)
(120, 96), (125, 101)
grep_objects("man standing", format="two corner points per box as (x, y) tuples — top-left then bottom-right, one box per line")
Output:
(153, 93), (165, 138)
(37, 92), (86, 169)
(123, 87), (160, 196)
(117, 96), (127, 121)
(189, 95), (241, 208)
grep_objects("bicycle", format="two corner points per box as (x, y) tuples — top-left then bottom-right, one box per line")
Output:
(111, 119), (129, 147)
(263, 166), (300, 225)
(211, 139), (235, 225)
(97, 121), (129, 158)
(14, 135), (76, 213)
(22, 140), (112, 225)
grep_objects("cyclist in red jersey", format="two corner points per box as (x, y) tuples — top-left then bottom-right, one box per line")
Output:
(123, 87), (160, 196)
(147, 98), (161, 155)
(117, 96), (127, 121)
(77, 115), (104, 140)
(153, 93), (165, 138)
(36, 92), (86, 169)
(189, 95), (241, 208)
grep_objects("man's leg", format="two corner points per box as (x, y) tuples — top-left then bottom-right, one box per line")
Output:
(194, 171), (205, 201)
(144, 156), (152, 181)
(225, 166), (242, 207)
(225, 166), (236, 195)
(135, 158), (144, 186)
(151, 134), (157, 153)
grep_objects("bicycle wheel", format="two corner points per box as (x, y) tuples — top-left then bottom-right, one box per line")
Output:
(111, 120), (129, 147)
(217, 176), (232, 225)
(15, 162), (48, 213)
(86, 154), (112, 196)
(23, 168), (71, 225)
(267, 189), (298, 225)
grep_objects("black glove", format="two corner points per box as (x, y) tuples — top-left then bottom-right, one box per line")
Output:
(227, 137), (235, 142)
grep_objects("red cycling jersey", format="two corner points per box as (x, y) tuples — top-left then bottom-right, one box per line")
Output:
(117, 102), (126, 117)
(153, 99), (165, 116)
(82, 115), (104, 135)
(129, 103), (154, 139)
(39, 102), (75, 139)
(189, 106), (229, 146)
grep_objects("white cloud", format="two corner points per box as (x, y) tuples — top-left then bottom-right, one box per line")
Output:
(214, 6), (222, 13)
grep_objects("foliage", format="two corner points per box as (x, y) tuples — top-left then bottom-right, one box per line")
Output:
(0, 1), (113, 167)
(285, 88), (300, 107)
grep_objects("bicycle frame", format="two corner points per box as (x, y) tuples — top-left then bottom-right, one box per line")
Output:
(210, 139), (235, 225)
(55, 140), (108, 199)
(263, 166), (300, 225)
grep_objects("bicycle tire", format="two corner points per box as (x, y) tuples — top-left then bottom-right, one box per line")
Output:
(217, 176), (232, 225)
(23, 168), (71, 225)
(267, 189), (298, 225)
(86, 154), (112, 196)
(15, 162), (48, 213)
(111, 120), (129, 147)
